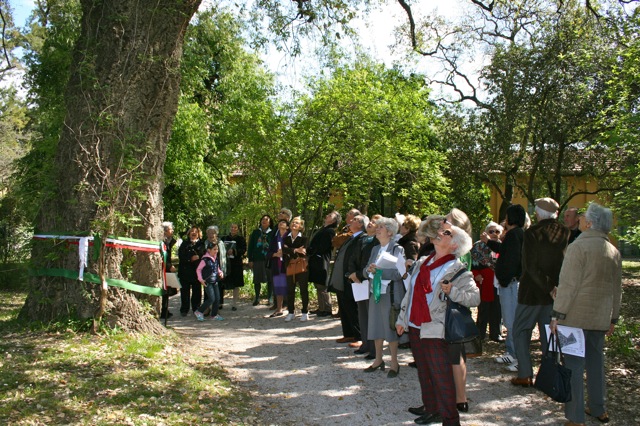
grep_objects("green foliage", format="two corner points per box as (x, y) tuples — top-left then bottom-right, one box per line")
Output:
(239, 58), (449, 227)
(164, 6), (278, 234)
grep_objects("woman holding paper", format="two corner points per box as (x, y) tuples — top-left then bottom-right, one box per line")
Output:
(362, 216), (406, 378)
(396, 225), (477, 426)
(550, 203), (622, 426)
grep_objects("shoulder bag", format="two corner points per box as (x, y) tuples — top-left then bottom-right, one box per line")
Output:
(534, 332), (572, 402)
(286, 257), (308, 277)
(443, 267), (480, 343)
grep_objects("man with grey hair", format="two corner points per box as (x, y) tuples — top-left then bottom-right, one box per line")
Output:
(510, 197), (570, 386)
(329, 211), (367, 344)
(550, 202), (621, 426)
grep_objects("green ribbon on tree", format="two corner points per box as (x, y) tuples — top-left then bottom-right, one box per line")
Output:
(372, 269), (383, 303)
(30, 268), (163, 296)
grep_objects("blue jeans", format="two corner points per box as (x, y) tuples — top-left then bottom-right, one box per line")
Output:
(197, 282), (220, 317)
(498, 279), (519, 358)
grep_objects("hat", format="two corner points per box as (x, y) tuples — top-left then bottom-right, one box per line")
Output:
(535, 197), (559, 213)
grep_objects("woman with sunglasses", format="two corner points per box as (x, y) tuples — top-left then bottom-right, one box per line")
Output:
(396, 225), (479, 426)
(472, 222), (504, 342)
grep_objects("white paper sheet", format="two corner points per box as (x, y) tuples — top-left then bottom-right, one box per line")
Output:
(165, 272), (182, 289)
(352, 280), (370, 302)
(544, 324), (585, 357)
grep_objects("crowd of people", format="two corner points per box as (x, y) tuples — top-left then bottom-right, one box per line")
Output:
(160, 200), (622, 426)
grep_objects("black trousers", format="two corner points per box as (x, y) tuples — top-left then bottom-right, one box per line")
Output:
(476, 289), (502, 340)
(180, 279), (201, 314)
(336, 288), (360, 340)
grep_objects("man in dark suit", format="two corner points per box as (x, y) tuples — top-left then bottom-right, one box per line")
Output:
(308, 210), (341, 317)
(329, 212), (367, 343)
(511, 197), (570, 386)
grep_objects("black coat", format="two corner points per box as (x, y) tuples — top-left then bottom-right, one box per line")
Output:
(519, 219), (570, 305)
(487, 227), (524, 287)
(307, 225), (336, 284)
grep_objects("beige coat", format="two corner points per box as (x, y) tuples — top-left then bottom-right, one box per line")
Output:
(397, 257), (480, 339)
(553, 229), (622, 331)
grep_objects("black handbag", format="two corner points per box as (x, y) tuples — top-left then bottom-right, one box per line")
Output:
(534, 332), (572, 402)
(443, 268), (479, 343)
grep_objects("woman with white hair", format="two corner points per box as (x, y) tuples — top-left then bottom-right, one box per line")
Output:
(550, 203), (622, 426)
(396, 224), (479, 426)
(362, 217), (406, 378)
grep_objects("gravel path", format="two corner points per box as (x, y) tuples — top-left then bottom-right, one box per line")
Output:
(167, 298), (588, 426)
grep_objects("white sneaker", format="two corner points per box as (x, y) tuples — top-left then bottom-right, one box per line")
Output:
(300, 313), (309, 322)
(284, 313), (295, 322)
(495, 354), (515, 364)
(505, 363), (519, 372)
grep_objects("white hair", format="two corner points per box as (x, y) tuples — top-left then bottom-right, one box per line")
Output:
(535, 206), (558, 220)
(450, 225), (472, 258)
(162, 221), (173, 231)
(585, 203), (613, 233)
(484, 221), (503, 232)
(376, 217), (398, 236)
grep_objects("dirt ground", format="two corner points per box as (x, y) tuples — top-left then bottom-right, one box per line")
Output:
(164, 294), (629, 426)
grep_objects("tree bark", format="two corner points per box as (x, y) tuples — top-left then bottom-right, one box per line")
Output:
(21, 0), (201, 333)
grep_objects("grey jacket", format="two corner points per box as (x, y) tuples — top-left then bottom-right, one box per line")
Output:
(552, 229), (622, 331)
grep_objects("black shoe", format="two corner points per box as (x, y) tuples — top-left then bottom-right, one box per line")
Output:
(316, 311), (331, 317)
(408, 361), (417, 368)
(160, 312), (173, 319)
(252, 299), (259, 306)
(456, 402), (469, 413)
(231, 306), (237, 311)
(408, 406), (426, 416)
(180, 312), (188, 317)
(414, 413), (443, 425)
(310, 309), (321, 314)
(354, 348), (368, 355)
(364, 354), (376, 360)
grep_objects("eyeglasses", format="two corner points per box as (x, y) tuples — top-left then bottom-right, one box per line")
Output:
(440, 229), (452, 237)
(487, 230), (500, 234)
(442, 218), (449, 224)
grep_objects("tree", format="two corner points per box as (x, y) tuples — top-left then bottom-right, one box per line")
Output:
(163, 7), (278, 235)
(21, 0), (202, 333)
(410, 1), (637, 214)
(239, 58), (450, 228)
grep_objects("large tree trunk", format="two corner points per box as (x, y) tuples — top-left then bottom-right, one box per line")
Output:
(21, 0), (201, 333)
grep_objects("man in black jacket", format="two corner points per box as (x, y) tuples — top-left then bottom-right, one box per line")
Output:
(510, 198), (570, 387)
(328, 213), (367, 344)
(484, 204), (526, 369)
(308, 211), (341, 317)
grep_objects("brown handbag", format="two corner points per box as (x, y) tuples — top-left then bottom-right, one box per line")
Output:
(286, 257), (308, 276)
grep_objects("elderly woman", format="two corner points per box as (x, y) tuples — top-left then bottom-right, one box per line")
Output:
(362, 216), (406, 377)
(283, 217), (310, 322)
(472, 221), (504, 342)
(397, 225), (479, 426)
(550, 203), (622, 426)
(444, 209), (475, 413)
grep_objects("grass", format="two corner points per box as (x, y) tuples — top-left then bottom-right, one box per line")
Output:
(0, 288), (258, 425)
